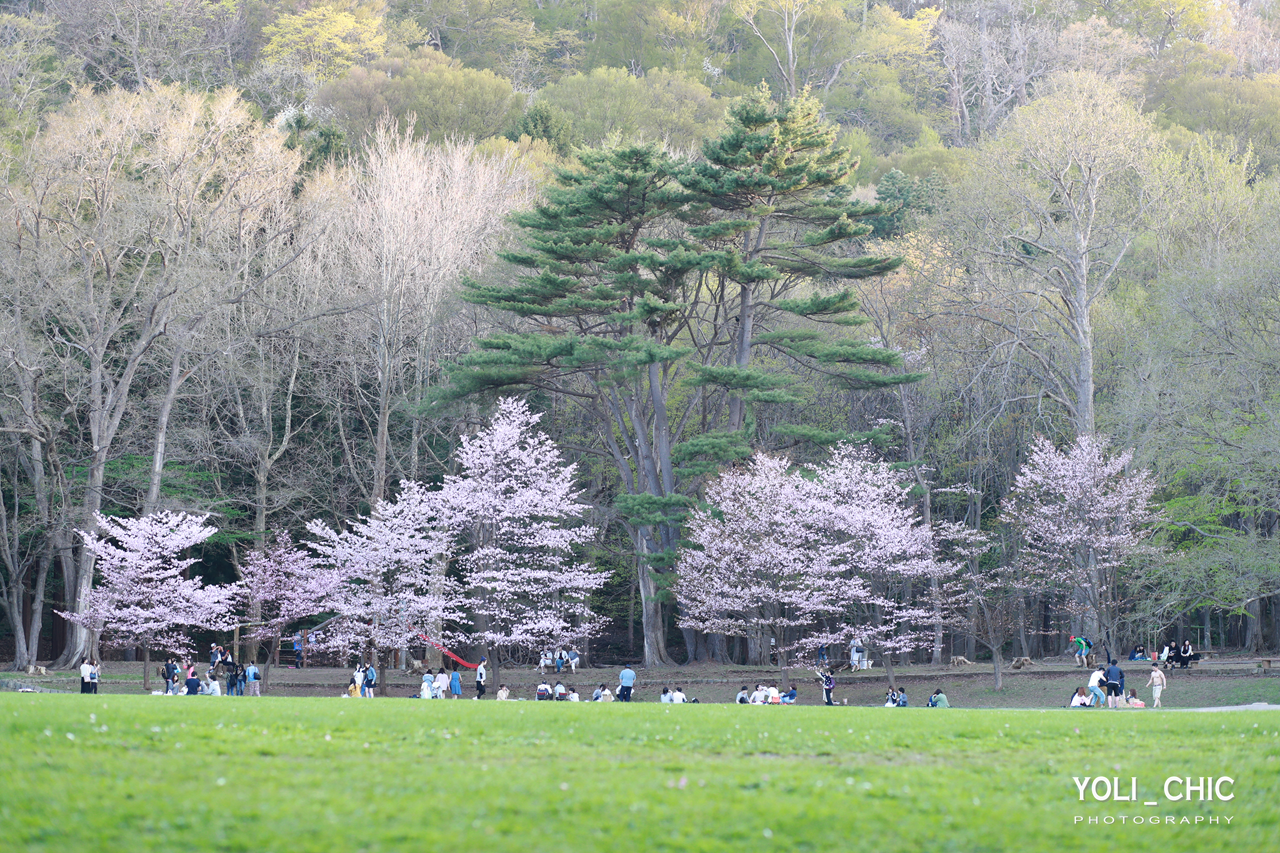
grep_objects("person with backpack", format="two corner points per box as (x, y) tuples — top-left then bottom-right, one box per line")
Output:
(245, 661), (261, 696)
(1069, 636), (1092, 667)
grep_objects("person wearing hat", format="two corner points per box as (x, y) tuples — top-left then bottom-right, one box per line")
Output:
(475, 656), (488, 700)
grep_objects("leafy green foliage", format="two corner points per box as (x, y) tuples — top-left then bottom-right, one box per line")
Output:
(317, 46), (522, 141)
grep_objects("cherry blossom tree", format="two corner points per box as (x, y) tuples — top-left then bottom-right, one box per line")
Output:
(238, 532), (338, 690)
(445, 398), (605, 671)
(306, 481), (463, 667)
(676, 447), (956, 684)
(59, 512), (237, 690)
(1000, 434), (1163, 647)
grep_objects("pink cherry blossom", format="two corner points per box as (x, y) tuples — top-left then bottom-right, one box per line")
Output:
(1000, 434), (1162, 641)
(445, 397), (605, 655)
(675, 446), (956, 666)
(59, 512), (237, 656)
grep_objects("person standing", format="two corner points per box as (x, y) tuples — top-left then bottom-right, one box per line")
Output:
(80, 658), (94, 694)
(363, 663), (378, 698)
(433, 668), (449, 699)
(617, 666), (636, 702)
(449, 668), (461, 699)
(245, 661), (261, 696)
(1104, 660), (1124, 708)
(821, 669), (836, 706)
(1145, 663), (1167, 708)
(475, 657), (487, 700)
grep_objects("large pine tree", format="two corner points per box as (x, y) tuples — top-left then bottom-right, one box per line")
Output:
(446, 86), (920, 666)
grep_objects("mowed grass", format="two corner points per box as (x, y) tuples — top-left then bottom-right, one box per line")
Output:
(2, 695), (1277, 853)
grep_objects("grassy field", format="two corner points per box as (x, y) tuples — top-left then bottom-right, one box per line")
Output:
(3, 694), (1277, 852)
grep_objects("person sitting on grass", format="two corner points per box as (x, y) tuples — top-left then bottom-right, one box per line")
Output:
(896, 688), (909, 707)
(884, 688), (899, 707)
(1124, 688), (1145, 708)
(749, 685), (768, 705)
(672, 687), (687, 704)
(202, 670), (221, 696)
(568, 687), (580, 702)
(736, 686), (750, 705)
(659, 687), (672, 703)
(1069, 687), (1092, 707)
(780, 687), (797, 705)
(496, 684), (511, 701)
(598, 686), (614, 702)
(927, 689), (949, 708)
(184, 670), (202, 696)
(767, 684), (782, 704)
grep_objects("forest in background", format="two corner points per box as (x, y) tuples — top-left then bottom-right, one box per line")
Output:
(2, 0), (1280, 675)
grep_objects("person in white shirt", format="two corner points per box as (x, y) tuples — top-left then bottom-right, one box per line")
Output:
(474, 657), (487, 700)
(659, 687), (673, 703)
(568, 688), (580, 702)
(598, 686), (614, 702)
(539, 650), (554, 673)
(749, 686), (768, 704)
(496, 684), (511, 701)
(204, 671), (221, 696)
(671, 687), (687, 703)
(433, 669), (449, 699)
(1070, 687), (1091, 707)
(1087, 666), (1107, 707)
(79, 658), (94, 694)
(554, 681), (568, 700)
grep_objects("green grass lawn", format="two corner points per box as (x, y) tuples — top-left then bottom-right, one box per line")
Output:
(3, 694), (1277, 852)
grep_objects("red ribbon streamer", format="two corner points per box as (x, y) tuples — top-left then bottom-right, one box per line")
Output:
(416, 632), (479, 669)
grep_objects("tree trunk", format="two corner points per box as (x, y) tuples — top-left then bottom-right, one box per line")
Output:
(881, 650), (896, 691)
(990, 645), (1003, 690)
(143, 646), (151, 692)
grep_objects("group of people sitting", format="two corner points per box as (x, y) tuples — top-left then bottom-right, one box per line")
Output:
(735, 683), (797, 704)
(158, 657), (260, 696)
(533, 679), (581, 701)
(538, 647), (581, 674)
